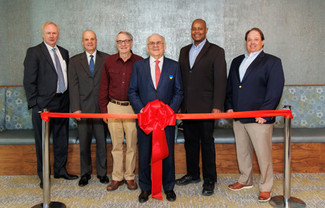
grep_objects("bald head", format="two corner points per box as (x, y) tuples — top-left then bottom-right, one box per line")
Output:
(191, 19), (208, 46)
(192, 19), (207, 28)
(82, 30), (97, 54)
(146, 33), (166, 59)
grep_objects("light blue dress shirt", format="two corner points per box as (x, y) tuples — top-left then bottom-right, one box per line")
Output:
(189, 39), (206, 69)
(239, 49), (263, 82)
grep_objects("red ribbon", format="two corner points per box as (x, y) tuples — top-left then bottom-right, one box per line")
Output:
(40, 107), (293, 199)
(40, 110), (293, 121)
(138, 100), (176, 200)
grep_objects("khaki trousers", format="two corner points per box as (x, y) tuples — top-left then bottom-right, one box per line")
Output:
(107, 102), (137, 181)
(233, 120), (274, 192)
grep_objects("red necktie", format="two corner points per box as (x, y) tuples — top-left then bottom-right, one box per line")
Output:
(155, 60), (160, 88)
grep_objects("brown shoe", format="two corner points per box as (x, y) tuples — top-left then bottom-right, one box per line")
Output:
(228, 182), (253, 191)
(106, 180), (123, 191)
(125, 180), (138, 190)
(258, 192), (271, 202)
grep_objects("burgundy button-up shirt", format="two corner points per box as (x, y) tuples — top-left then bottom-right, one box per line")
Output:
(98, 53), (143, 113)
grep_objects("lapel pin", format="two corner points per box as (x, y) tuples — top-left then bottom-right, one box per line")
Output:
(169, 75), (173, 79)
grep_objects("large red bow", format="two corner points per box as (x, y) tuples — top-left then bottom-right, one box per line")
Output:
(138, 100), (176, 199)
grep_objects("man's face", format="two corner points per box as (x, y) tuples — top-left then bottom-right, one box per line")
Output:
(42, 24), (59, 47)
(146, 34), (166, 59)
(116, 33), (133, 54)
(191, 20), (208, 46)
(82, 31), (97, 54)
(246, 30), (264, 54)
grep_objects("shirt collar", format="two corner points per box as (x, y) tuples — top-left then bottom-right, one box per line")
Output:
(44, 41), (57, 51)
(245, 49), (263, 58)
(85, 50), (97, 57)
(191, 39), (207, 50)
(150, 56), (164, 64)
(116, 51), (134, 62)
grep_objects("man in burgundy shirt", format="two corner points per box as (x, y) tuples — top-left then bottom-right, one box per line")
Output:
(98, 31), (143, 191)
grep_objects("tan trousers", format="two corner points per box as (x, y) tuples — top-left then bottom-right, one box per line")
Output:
(107, 102), (137, 181)
(233, 120), (274, 192)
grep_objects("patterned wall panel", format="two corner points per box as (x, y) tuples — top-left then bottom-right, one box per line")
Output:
(4, 87), (77, 130)
(279, 86), (325, 128)
(5, 87), (32, 130)
(0, 87), (6, 132)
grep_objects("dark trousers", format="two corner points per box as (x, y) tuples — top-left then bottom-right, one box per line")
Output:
(32, 92), (69, 180)
(78, 118), (107, 177)
(183, 119), (216, 181)
(137, 124), (175, 192)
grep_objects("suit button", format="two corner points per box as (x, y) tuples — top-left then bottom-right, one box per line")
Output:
(239, 85), (242, 88)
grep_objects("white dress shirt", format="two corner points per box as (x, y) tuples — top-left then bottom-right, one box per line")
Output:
(44, 42), (68, 92)
(149, 56), (163, 89)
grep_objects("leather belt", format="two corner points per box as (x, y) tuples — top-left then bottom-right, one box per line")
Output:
(110, 99), (130, 106)
(55, 93), (64, 97)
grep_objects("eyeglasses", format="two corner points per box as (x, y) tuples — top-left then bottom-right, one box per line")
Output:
(116, 39), (132, 44)
(147, 41), (164, 46)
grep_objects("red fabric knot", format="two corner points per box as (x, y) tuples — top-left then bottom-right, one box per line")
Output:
(40, 111), (50, 122)
(138, 99), (176, 199)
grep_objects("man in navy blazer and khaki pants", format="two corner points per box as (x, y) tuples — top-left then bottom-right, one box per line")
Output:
(128, 33), (183, 203)
(225, 28), (285, 202)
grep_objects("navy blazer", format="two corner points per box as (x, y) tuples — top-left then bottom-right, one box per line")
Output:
(128, 57), (183, 113)
(225, 51), (285, 123)
(24, 42), (69, 109)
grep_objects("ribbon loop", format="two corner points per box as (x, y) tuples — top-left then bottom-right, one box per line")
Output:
(138, 100), (176, 200)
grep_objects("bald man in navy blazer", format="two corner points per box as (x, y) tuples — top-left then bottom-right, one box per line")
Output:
(128, 34), (183, 203)
(225, 28), (284, 202)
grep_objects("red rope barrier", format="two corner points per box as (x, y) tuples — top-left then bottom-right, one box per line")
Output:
(40, 106), (293, 200)
(41, 109), (293, 122)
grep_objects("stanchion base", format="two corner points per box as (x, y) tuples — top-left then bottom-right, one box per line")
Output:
(269, 195), (306, 208)
(31, 202), (66, 208)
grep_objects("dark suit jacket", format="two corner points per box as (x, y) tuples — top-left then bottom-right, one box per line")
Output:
(225, 51), (285, 123)
(128, 57), (183, 113)
(69, 51), (109, 113)
(179, 40), (227, 113)
(24, 42), (69, 109)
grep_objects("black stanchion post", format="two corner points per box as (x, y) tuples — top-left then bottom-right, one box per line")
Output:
(32, 109), (66, 208)
(269, 106), (306, 208)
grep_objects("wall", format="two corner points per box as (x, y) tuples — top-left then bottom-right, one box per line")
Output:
(1, 0), (324, 85)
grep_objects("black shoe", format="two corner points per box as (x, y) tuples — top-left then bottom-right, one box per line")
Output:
(54, 173), (78, 180)
(97, 175), (109, 184)
(165, 190), (176, 202)
(78, 174), (91, 187)
(202, 180), (215, 196)
(138, 191), (151, 203)
(176, 175), (200, 186)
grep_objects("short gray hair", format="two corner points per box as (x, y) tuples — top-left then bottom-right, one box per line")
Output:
(116, 31), (133, 40)
(41, 22), (59, 34)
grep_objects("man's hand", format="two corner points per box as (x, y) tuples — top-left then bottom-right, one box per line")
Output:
(103, 118), (108, 124)
(255, 117), (267, 124)
(226, 109), (234, 113)
(211, 108), (221, 113)
(73, 110), (82, 121)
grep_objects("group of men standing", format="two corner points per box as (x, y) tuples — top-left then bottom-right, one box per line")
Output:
(23, 18), (284, 204)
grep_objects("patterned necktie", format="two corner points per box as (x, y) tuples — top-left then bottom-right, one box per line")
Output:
(89, 55), (94, 77)
(52, 48), (65, 93)
(155, 60), (161, 88)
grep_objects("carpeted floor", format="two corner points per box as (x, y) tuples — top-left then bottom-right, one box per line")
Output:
(0, 173), (324, 208)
